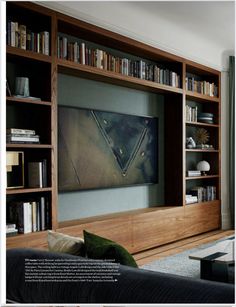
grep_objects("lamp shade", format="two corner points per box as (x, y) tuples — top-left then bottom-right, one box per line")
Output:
(196, 160), (210, 172)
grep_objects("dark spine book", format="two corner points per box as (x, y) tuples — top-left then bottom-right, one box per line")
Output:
(36, 201), (40, 231)
(42, 159), (47, 187)
(17, 203), (24, 234)
(7, 20), (11, 46)
(40, 196), (45, 231)
(45, 198), (51, 229)
(163, 69), (166, 85)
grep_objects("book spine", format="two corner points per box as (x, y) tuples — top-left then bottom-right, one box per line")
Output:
(15, 22), (19, 48)
(11, 21), (16, 47)
(19, 25), (26, 50)
(36, 201), (40, 231)
(42, 159), (47, 187)
(7, 20), (11, 46)
(17, 203), (24, 234)
(44, 31), (49, 55)
(81, 43), (85, 65)
(40, 197), (45, 231)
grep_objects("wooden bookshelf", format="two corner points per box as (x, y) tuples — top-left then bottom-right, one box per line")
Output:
(185, 175), (219, 180)
(6, 144), (53, 149)
(186, 91), (219, 103)
(7, 45), (52, 63)
(185, 149), (219, 152)
(185, 121), (219, 128)
(6, 1), (221, 251)
(6, 187), (52, 195)
(6, 96), (52, 106)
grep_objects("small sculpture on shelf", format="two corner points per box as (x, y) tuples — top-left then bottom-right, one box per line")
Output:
(192, 128), (214, 150)
(186, 137), (196, 149)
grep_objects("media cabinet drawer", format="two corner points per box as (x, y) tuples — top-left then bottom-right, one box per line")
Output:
(184, 201), (221, 237)
(132, 207), (185, 252)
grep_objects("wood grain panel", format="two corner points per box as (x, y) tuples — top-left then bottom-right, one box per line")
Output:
(6, 231), (48, 250)
(132, 207), (185, 252)
(184, 201), (221, 237)
(58, 216), (132, 251)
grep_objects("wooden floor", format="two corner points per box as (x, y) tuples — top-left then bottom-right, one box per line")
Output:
(134, 230), (234, 266)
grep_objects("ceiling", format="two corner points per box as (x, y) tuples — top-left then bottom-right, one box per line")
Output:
(129, 1), (235, 50)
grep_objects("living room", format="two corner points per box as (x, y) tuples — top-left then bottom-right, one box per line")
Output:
(0, 0), (235, 305)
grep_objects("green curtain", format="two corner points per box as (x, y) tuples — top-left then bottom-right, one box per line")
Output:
(229, 55), (235, 228)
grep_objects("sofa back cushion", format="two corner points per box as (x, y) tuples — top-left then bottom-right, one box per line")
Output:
(83, 230), (138, 267)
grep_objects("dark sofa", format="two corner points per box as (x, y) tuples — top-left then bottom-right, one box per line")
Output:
(7, 248), (234, 304)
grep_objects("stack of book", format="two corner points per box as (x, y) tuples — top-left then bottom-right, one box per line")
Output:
(185, 77), (218, 97)
(7, 20), (49, 55)
(185, 195), (198, 205)
(7, 197), (50, 234)
(7, 128), (40, 144)
(57, 36), (181, 88)
(185, 105), (198, 122)
(187, 170), (201, 177)
(6, 223), (18, 237)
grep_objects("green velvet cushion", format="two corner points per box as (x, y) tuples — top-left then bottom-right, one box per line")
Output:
(83, 230), (138, 268)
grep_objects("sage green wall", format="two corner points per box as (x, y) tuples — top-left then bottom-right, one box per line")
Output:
(58, 73), (164, 221)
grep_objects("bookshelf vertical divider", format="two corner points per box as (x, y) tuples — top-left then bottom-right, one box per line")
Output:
(6, 2), (221, 252)
(50, 12), (58, 230)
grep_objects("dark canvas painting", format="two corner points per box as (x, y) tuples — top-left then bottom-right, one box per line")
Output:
(58, 106), (158, 191)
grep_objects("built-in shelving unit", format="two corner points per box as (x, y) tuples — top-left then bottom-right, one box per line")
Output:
(6, 1), (221, 252)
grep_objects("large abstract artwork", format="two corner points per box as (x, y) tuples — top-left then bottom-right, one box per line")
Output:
(58, 106), (158, 191)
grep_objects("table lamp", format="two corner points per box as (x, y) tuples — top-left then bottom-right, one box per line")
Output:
(196, 160), (210, 176)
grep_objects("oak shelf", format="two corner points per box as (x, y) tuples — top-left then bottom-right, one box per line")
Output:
(186, 175), (219, 180)
(7, 45), (52, 63)
(186, 90), (219, 103)
(6, 143), (53, 149)
(6, 96), (52, 106)
(6, 187), (52, 195)
(185, 121), (219, 128)
(185, 149), (219, 153)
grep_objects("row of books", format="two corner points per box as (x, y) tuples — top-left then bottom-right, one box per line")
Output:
(185, 105), (198, 122)
(186, 185), (217, 204)
(57, 37), (181, 88)
(185, 77), (218, 97)
(7, 197), (50, 234)
(7, 128), (40, 144)
(7, 20), (50, 55)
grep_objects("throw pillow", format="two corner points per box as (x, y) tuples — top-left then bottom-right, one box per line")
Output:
(83, 230), (138, 268)
(47, 230), (85, 256)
